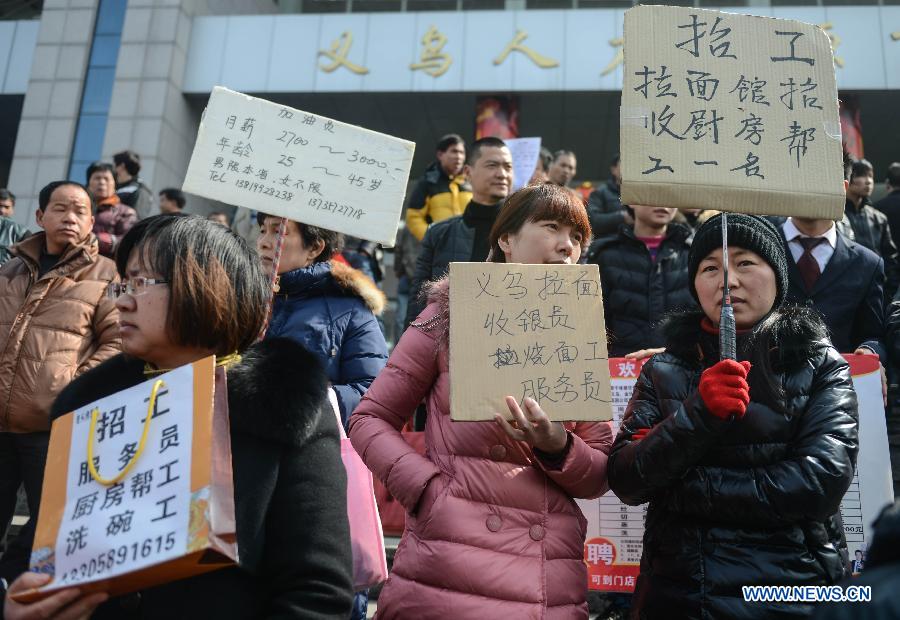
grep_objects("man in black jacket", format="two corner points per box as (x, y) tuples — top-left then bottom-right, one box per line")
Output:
(875, 162), (900, 243)
(589, 205), (695, 356)
(844, 159), (899, 298)
(586, 154), (631, 238)
(113, 150), (154, 220)
(405, 137), (512, 326)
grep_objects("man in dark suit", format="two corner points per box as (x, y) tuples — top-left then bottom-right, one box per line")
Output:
(779, 215), (887, 401)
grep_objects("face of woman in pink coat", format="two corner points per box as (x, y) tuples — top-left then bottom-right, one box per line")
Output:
(496, 219), (584, 265)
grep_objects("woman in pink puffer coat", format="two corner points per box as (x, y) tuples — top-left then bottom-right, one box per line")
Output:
(349, 184), (612, 619)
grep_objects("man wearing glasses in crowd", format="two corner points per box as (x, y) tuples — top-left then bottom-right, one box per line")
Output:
(0, 180), (120, 583)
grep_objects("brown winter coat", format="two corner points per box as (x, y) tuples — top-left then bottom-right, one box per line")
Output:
(0, 232), (121, 433)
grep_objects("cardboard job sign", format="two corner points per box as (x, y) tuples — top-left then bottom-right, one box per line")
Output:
(183, 86), (415, 246)
(449, 263), (611, 422)
(620, 6), (844, 220)
(19, 356), (237, 602)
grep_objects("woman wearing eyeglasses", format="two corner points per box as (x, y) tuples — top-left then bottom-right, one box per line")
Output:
(3, 214), (353, 620)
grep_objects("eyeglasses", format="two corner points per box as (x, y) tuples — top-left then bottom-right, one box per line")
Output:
(107, 277), (168, 299)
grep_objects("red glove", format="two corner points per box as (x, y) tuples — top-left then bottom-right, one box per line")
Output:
(632, 428), (651, 441)
(699, 359), (751, 420)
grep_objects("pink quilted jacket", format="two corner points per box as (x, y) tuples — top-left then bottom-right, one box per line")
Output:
(349, 280), (612, 619)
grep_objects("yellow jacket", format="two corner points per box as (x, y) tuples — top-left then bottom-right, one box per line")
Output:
(405, 162), (473, 240)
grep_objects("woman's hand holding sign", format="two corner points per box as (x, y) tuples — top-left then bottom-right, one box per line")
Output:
(495, 396), (569, 455)
(4, 572), (107, 620)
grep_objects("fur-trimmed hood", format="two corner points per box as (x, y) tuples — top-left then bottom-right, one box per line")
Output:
(660, 305), (831, 370)
(412, 275), (451, 346)
(50, 337), (331, 448)
(278, 260), (385, 316)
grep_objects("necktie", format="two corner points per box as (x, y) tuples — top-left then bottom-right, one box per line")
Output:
(796, 236), (825, 292)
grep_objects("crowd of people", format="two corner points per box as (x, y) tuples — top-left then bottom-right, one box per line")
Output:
(0, 135), (898, 619)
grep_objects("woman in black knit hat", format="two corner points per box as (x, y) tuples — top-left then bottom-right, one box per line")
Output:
(608, 213), (859, 619)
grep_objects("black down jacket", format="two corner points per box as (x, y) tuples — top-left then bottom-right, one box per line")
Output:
(609, 308), (859, 620)
(589, 223), (696, 356)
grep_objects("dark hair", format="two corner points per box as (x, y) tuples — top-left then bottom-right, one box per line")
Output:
(159, 188), (186, 209)
(552, 149), (576, 163)
(466, 137), (507, 166)
(610, 153), (621, 167)
(113, 150), (141, 176)
(488, 184), (591, 262)
(255, 212), (344, 263)
(0, 188), (15, 205)
(436, 134), (464, 153)
(886, 162), (900, 187)
(116, 215), (269, 355)
(538, 147), (552, 172)
(38, 180), (95, 212)
(849, 158), (873, 182)
(86, 161), (116, 184)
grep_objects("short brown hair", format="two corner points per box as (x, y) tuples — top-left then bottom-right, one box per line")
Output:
(488, 184), (591, 262)
(116, 215), (269, 355)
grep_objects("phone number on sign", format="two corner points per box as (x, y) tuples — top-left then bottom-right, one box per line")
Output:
(57, 532), (177, 586)
(308, 198), (365, 220)
(234, 179), (293, 201)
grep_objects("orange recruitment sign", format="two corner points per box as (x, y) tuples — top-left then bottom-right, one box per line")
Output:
(14, 356), (237, 603)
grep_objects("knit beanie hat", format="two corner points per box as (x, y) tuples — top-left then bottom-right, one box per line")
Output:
(688, 213), (788, 309)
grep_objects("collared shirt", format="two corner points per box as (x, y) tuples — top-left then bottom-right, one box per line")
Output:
(783, 218), (837, 273)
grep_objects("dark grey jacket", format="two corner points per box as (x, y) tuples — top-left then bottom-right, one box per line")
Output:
(0, 217), (27, 265)
(586, 179), (625, 237)
(405, 214), (475, 326)
(589, 223), (695, 356)
(844, 198), (899, 298)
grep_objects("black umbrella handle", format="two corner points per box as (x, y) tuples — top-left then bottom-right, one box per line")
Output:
(720, 212), (737, 361)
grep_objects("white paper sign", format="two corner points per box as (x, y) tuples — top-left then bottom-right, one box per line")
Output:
(48, 365), (195, 589)
(183, 86), (416, 246)
(505, 137), (542, 191)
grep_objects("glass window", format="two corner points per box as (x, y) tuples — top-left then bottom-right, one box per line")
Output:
(95, 0), (127, 35)
(302, 0), (349, 12)
(526, 0), (574, 8)
(70, 114), (108, 174)
(578, 0), (633, 7)
(407, 0), (458, 8)
(89, 34), (121, 68)
(351, 0), (402, 9)
(80, 67), (116, 115)
(462, 0), (505, 8)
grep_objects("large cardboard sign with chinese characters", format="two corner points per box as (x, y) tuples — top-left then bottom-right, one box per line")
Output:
(620, 6), (844, 220)
(183, 87), (415, 246)
(16, 357), (237, 602)
(449, 262), (611, 422)
(578, 355), (894, 593)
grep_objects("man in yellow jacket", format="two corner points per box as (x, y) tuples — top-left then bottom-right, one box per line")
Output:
(405, 134), (473, 241)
